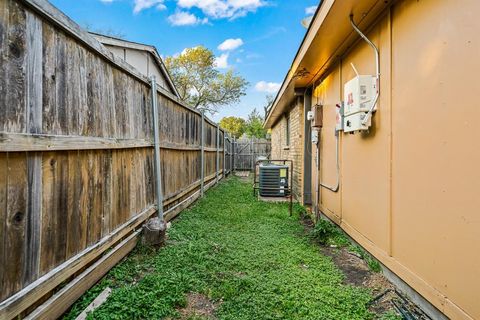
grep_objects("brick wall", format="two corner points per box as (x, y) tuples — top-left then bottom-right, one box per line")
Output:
(270, 97), (304, 201)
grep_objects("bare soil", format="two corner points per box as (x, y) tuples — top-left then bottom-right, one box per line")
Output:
(176, 293), (219, 320)
(299, 212), (399, 317)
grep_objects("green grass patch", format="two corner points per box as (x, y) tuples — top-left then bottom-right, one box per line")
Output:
(64, 177), (375, 320)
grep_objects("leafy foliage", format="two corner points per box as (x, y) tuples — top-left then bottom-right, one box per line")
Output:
(244, 108), (267, 139)
(165, 46), (248, 115)
(309, 219), (345, 245)
(64, 178), (375, 320)
(219, 116), (246, 138)
(309, 218), (382, 273)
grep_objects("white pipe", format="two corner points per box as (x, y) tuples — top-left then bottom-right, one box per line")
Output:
(349, 14), (380, 126)
(319, 130), (340, 192)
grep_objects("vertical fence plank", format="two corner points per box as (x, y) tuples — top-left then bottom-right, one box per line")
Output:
(4, 0), (26, 133)
(5, 153), (28, 298)
(0, 0), (8, 131)
(66, 150), (81, 258)
(0, 153), (7, 301)
(23, 10), (43, 286)
(55, 31), (68, 135)
(41, 22), (56, 134)
(101, 149), (112, 237)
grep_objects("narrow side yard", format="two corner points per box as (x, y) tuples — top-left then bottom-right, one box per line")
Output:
(64, 177), (391, 320)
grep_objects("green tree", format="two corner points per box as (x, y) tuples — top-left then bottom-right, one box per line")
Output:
(219, 116), (246, 138)
(263, 94), (275, 118)
(165, 46), (248, 115)
(245, 108), (267, 139)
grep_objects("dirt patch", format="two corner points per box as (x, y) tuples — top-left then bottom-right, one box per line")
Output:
(234, 171), (250, 177)
(321, 247), (372, 287)
(234, 171), (251, 181)
(298, 214), (427, 318)
(177, 293), (219, 319)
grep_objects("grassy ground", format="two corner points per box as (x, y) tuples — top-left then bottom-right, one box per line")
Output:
(64, 177), (377, 320)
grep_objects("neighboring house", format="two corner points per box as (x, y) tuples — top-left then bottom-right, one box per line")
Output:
(264, 1), (480, 320)
(91, 33), (179, 97)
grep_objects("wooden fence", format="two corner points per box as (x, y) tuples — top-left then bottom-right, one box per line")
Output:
(224, 135), (233, 175)
(232, 138), (271, 171)
(0, 0), (231, 318)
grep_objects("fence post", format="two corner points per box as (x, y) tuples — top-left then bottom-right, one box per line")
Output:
(216, 124), (220, 183)
(251, 138), (254, 172)
(223, 134), (226, 176)
(232, 137), (235, 173)
(200, 111), (205, 197)
(150, 77), (164, 221)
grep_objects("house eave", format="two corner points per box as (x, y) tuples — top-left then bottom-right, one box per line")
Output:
(264, 0), (395, 129)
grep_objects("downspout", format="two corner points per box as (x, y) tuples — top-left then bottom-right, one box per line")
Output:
(150, 77), (164, 221)
(349, 14), (380, 126)
(319, 130), (340, 192)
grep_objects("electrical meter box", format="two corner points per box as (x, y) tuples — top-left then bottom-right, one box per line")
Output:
(343, 75), (376, 133)
(311, 104), (323, 128)
(343, 75), (376, 117)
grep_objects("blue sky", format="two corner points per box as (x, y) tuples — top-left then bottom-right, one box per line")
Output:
(50, 0), (318, 122)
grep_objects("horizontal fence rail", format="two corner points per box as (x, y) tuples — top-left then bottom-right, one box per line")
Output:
(0, 0), (233, 318)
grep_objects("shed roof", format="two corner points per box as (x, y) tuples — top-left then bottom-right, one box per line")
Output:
(91, 33), (180, 98)
(264, 0), (395, 128)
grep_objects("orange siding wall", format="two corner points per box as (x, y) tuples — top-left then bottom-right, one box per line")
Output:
(311, 1), (480, 319)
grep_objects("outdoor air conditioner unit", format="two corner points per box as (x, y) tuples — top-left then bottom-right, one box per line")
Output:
(259, 163), (289, 197)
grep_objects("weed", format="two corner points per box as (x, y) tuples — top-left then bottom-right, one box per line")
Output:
(309, 218), (382, 273)
(349, 244), (382, 273)
(64, 177), (374, 320)
(309, 218), (349, 247)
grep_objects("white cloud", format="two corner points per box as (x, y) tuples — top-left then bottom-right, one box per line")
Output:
(305, 5), (317, 15)
(168, 11), (209, 26)
(255, 81), (280, 93)
(134, 0), (166, 14)
(100, 0), (114, 3)
(177, 0), (266, 20)
(218, 38), (244, 51)
(214, 53), (230, 69)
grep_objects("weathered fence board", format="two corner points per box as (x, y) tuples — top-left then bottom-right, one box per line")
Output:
(233, 138), (271, 171)
(0, 0), (232, 318)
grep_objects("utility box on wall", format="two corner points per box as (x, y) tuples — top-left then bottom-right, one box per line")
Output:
(309, 104), (323, 128)
(343, 75), (376, 133)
